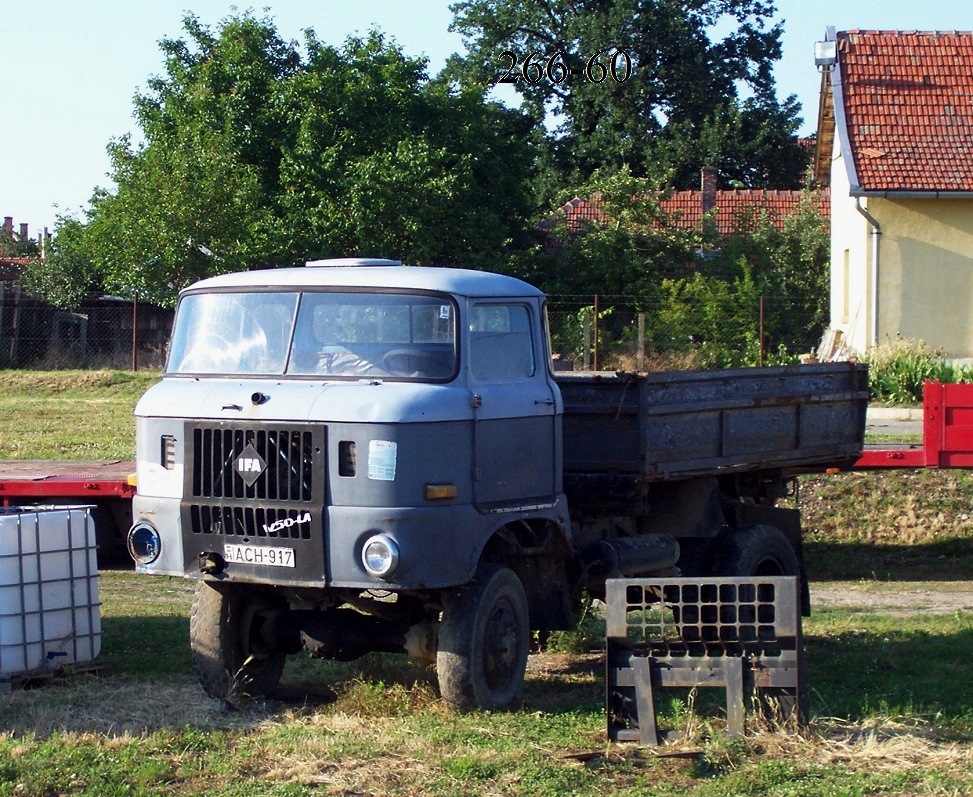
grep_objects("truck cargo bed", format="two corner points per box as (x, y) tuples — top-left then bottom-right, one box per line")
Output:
(556, 363), (868, 482)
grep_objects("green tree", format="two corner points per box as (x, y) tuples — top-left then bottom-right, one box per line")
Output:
(528, 166), (700, 298)
(19, 216), (100, 308)
(537, 174), (830, 368)
(28, 13), (539, 307)
(449, 0), (808, 188)
(0, 226), (39, 258)
(712, 191), (830, 353)
(277, 31), (537, 269)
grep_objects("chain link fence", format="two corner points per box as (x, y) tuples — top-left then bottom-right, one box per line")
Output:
(1, 283), (824, 373)
(0, 285), (172, 370)
(547, 294), (826, 372)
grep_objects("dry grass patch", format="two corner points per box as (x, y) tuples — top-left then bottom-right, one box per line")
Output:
(0, 675), (260, 737)
(751, 717), (973, 773)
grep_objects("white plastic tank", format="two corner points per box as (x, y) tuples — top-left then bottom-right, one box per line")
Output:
(0, 507), (101, 676)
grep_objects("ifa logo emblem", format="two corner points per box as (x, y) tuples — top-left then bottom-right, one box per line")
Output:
(235, 443), (267, 486)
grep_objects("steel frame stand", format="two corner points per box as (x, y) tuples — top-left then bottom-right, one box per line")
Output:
(606, 576), (806, 746)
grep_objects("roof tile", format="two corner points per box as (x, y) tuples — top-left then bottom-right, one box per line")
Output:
(837, 30), (973, 191)
(546, 190), (829, 237)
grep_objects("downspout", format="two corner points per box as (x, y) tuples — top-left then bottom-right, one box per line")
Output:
(854, 197), (881, 347)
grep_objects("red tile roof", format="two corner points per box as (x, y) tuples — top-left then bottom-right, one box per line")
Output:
(548, 190), (829, 237)
(835, 29), (973, 192)
(0, 257), (32, 282)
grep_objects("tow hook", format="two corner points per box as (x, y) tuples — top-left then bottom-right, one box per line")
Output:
(199, 551), (226, 576)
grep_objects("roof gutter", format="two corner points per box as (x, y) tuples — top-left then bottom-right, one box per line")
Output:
(850, 189), (973, 199)
(829, 30), (861, 192)
(854, 197), (881, 348)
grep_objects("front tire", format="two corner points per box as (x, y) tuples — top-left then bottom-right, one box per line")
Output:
(190, 581), (286, 702)
(437, 564), (530, 711)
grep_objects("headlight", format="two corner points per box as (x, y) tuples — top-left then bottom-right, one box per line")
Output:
(361, 534), (399, 578)
(127, 522), (162, 565)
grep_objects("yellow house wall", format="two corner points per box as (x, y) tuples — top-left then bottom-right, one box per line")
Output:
(875, 198), (973, 359)
(830, 134), (973, 359)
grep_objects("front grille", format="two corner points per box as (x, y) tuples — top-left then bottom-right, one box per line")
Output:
(189, 504), (314, 539)
(190, 424), (321, 502)
(181, 421), (327, 584)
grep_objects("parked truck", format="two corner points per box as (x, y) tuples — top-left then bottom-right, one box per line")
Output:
(128, 259), (867, 710)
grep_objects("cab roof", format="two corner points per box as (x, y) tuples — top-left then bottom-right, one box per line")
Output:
(184, 265), (544, 299)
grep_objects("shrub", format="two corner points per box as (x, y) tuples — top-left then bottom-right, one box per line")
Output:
(863, 337), (973, 404)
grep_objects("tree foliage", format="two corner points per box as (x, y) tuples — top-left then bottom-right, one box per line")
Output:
(521, 166), (701, 298)
(23, 5), (828, 358)
(535, 172), (830, 368)
(27, 13), (539, 306)
(449, 0), (808, 189)
(0, 227), (39, 258)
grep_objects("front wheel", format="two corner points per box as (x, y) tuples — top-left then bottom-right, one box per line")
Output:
(190, 581), (286, 703)
(437, 564), (530, 711)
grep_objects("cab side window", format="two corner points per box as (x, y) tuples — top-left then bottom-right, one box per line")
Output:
(469, 304), (534, 380)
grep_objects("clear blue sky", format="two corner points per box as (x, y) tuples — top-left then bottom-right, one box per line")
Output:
(2, 1), (971, 234)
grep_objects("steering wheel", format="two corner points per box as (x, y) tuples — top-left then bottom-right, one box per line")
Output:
(382, 348), (445, 377)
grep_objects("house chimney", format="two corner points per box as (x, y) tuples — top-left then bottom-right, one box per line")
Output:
(19, 223), (28, 240)
(3, 217), (12, 235)
(701, 166), (718, 216)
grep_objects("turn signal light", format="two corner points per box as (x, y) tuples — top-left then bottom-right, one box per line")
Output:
(425, 483), (458, 500)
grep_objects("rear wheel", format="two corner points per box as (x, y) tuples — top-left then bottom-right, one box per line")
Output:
(190, 581), (286, 703)
(714, 524), (800, 578)
(437, 564), (530, 711)
(713, 524), (806, 720)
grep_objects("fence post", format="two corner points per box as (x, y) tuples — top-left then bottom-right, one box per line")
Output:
(8, 285), (21, 365)
(637, 312), (645, 372)
(759, 295), (765, 367)
(132, 292), (138, 371)
(582, 309), (591, 371)
(593, 294), (600, 371)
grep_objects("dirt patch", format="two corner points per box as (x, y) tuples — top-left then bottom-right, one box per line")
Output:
(811, 581), (973, 615)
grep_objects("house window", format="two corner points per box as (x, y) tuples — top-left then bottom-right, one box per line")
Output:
(841, 249), (850, 324)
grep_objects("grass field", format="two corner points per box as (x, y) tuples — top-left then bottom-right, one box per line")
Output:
(0, 371), (971, 796)
(0, 370), (160, 460)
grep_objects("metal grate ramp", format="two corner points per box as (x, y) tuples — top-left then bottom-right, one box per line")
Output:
(606, 576), (806, 745)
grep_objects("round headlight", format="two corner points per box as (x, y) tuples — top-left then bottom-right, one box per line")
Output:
(361, 534), (399, 578)
(128, 522), (161, 565)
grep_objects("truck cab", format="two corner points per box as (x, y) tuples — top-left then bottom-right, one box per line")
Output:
(130, 260), (573, 709)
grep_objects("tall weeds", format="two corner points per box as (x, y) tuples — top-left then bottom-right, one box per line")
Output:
(863, 337), (973, 404)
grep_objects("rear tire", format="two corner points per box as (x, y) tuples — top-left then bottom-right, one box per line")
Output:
(713, 524), (807, 721)
(190, 581), (286, 702)
(714, 524), (800, 578)
(437, 564), (530, 711)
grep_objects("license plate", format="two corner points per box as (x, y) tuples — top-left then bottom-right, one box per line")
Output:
(224, 543), (295, 568)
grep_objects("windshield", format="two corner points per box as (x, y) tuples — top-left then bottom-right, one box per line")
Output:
(167, 290), (457, 380)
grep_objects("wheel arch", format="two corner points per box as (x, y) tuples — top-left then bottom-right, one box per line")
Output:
(473, 514), (575, 631)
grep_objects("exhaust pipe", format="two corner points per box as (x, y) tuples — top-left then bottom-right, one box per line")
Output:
(579, 533), (680, 586)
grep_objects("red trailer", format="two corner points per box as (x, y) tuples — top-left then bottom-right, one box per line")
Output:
(0, 460), (136, 557)
(855, 381), (973, 470)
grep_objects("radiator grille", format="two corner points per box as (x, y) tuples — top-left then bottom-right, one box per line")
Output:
(189, 504), (314, 539)
(190, 425), (318, 502)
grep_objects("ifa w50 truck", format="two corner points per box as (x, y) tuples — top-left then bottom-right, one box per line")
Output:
(129, 259), (867, 710)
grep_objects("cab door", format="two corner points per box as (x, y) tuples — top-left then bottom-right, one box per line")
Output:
(468, 300), (559, 507)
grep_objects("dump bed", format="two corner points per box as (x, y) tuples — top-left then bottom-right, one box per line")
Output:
(556, 362), (868, 482)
